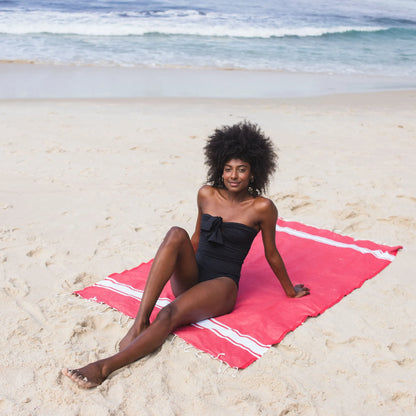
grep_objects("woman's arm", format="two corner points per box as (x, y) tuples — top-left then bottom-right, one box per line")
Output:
(190, 186), (208, 253)
(190, 213), (201, 253)
(258, 198), (310, 298)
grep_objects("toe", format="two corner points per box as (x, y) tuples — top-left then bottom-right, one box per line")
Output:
(62, 368), (72, 378)
(78, 376), (99, 388)
(62, 367), (101, 388)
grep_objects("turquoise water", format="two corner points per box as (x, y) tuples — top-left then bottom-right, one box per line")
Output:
(1, 0), (416, 76)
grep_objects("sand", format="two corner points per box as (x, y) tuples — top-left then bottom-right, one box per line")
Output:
(1, 90), (415, 415)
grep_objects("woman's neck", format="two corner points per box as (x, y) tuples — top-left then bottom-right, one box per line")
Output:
(217, 187), (253, 203)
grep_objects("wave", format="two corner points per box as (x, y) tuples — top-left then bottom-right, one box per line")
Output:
(370, 16), (416, 27)
(320, 26), (416, 39)
(0, 10), (396, 38)
(0, 25), (401, 39)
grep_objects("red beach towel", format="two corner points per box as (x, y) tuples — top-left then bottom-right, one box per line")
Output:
(75, 219), (402, 368)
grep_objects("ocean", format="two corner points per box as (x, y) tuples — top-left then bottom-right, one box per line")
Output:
(1, 0), (416, 77)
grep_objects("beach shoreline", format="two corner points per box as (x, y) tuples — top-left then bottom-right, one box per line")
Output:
(1, 91), (415, 415)
(2, 62), (416, 99)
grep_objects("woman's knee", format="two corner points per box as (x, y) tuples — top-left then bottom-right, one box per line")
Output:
(154, 303), (179, 332)
(164, 226), (189, 247)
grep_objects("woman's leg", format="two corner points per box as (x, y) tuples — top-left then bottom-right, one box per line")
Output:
(63, 277), (238, 388)
(118, 227), (199, 351)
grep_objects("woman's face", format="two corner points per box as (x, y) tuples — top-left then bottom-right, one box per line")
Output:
(222, 159), (252, 192)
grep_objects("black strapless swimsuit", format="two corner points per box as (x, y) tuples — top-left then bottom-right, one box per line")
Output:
(196, 213), (259, 286)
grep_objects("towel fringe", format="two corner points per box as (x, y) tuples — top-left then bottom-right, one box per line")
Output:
(97, 305), (111, 313)
(215, 353), (227, 374)
(214, 354), (239, 377)
(118, 314), (131, 326)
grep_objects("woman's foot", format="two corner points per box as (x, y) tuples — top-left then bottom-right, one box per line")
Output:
(119, 321), (149, 351)
(62, 363), (107, 388)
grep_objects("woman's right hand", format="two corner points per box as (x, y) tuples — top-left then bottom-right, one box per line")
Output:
(292, 284), (310, 298)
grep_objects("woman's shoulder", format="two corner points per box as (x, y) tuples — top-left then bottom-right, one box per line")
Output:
(253, 195), (276, 210)
(253, 196), (278, 217)
(197, 184), (216, 204)
(198, 184), (216, 197)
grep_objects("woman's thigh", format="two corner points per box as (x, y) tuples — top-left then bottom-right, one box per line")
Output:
(167, 227), (199, 296)
(162, 277), (238, 329)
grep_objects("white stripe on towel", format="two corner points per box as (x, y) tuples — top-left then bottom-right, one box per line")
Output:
(93, 277), (268, 359)
(276, 224), (395, 261)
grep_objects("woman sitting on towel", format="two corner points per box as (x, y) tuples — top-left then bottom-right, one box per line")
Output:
(63, 121), (310, 388)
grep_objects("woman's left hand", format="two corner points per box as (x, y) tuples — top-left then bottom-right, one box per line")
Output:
(292, 284), (310, 298)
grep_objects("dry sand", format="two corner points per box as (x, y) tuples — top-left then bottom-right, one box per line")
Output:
(1, 91), (415, 415)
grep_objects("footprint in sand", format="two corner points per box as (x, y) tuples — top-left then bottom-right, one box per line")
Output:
(0, 227), (19, 243)
(278, 344), (315, 367)
(325, 336), (374, 349)
(1, 203), (14, 210)
(371, 360), (393, 371)
(388, 339), (416, 367)
(340, 210), (360, 220)
(44, 251), (70, 267)
(270, 193), (313, 213)
(378, 215), (416, 229)
(155, 205), (184, 221)
(337, 204), (371, 233)
(371, 339), (416, 374)
(391, 391), (415, 409)
(67, 316), (100, 348)
(290, 200), (312, 212)
(396, 194), (416, 203)
(339, 220), (367, 234)
(93, 238), (119, 257)
(46, 146), (66, 153)
(96, 216), (113, 229)
(7, 324), (27, 343)
(278, 402), (311, 416)
(67, 314), (120, 360)
(3, 277), (30, 297)
(26, 246), (59, 267)
(26, 247), (44, 258)
(72, 272), (99, 289)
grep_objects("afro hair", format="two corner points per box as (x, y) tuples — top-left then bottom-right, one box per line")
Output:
(204, 121), (277, 196)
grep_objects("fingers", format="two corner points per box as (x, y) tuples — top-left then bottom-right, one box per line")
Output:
(294, 284), (310, 297)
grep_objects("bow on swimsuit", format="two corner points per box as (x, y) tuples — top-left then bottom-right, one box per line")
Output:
(196, 213), (259, 286)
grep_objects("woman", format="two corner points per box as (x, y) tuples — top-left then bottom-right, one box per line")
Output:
(63, 121), (310, 388)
